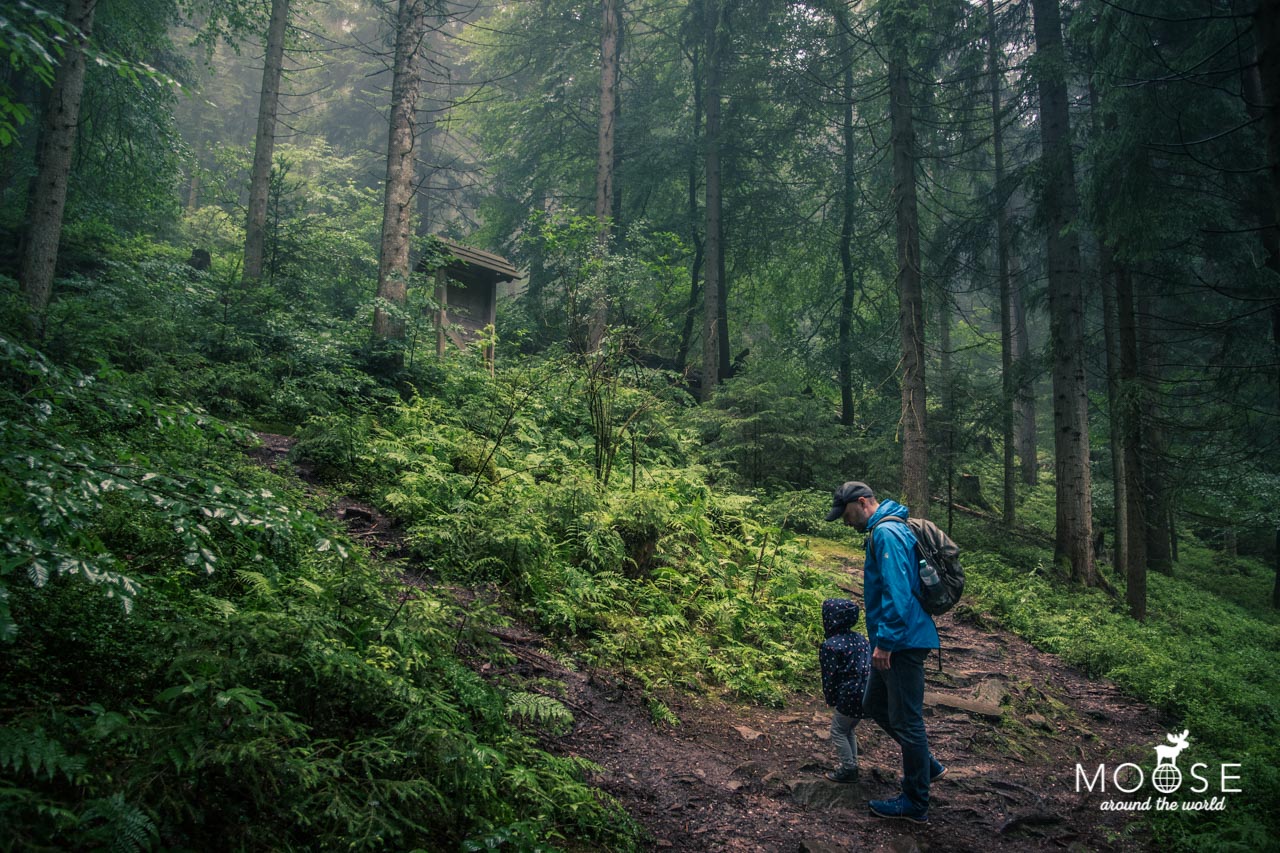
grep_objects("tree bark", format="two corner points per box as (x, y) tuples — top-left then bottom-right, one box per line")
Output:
(676, 46), (703, 374)
(1089, 81), (1126, 577)
(1273, 527), (1280, 609)
(1138, 284), (1174, 575)
(374, 0), (429, 341)
(1100, 252), (1127, 578)
(837, 6), (857, 426)
(701, 0), (724, 401)
(588, 0), (621, 350)
(1012, 263), (1038, 485)
(888, 49), (928, 519)
(596, 0), (619, 234)
(1030, 0), (1094, 584)
(1243, 21), (1280, 483)
(19, 0), (98, 340)
(940, 290), (954, 531)
(988, 0), (1015, 524)
(1255, 0), (1280, 231)
(1116, 265), (1147, 620)
(243, 0), (290, 283)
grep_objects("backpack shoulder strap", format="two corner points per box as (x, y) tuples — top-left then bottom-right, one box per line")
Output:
(868, 515), (913, 549)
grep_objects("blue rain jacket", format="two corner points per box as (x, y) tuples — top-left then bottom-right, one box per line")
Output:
(863, 500), (939, 653)
(819, 598), (871, 718)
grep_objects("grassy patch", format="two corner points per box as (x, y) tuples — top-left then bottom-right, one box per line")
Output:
(951, 507), (1280, 851)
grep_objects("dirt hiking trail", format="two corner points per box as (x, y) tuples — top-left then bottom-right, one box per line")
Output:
(254, 433), (1167, 852)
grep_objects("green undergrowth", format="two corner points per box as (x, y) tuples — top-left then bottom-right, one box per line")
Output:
(293, 352), (846, 709)
(951, 508), (1280, 851)
(0, 336), (640, 852)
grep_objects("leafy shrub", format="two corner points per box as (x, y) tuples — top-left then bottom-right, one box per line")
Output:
(323, 354), (844, 706)
(0, 339), (640, 851)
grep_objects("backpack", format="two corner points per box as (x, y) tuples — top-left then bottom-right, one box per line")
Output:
(869, 516), (964, 616)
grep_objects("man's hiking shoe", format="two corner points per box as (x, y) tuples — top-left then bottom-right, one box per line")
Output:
(898, 758), (947, 787)
(825, 767), (860, 783)
(869, 794), (929, 824)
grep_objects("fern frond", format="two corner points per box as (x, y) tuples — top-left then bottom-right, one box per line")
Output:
(234, 570), (275, 598)
(79, 793), (158, 853)
(0, 726), (86, 783)
(505, 692), (573, 736)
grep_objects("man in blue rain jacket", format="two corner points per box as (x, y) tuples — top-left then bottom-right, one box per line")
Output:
(825, 481), (945, 824)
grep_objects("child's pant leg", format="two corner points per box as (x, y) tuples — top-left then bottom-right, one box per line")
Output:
(831, 711), (859, 769)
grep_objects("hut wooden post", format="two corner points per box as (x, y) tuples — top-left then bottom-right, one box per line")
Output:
(435, 267), (448, 357)
(485, 279), (497, 373)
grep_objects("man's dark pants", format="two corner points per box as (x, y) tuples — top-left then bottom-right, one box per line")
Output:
(864, 647), (931, 809)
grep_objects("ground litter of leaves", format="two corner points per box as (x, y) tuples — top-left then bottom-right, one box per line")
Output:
(254, 433), (1166, 852)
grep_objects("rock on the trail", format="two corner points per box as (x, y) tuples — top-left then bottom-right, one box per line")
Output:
(787, 778), (873, 810)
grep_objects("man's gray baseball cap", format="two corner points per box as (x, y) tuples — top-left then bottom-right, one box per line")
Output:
(824, 481), (874, 522)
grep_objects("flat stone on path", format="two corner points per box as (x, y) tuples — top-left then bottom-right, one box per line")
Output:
(925, 690), (1003, 720)
(788, 778), (873, 810)
(974, 678), (1008, 708)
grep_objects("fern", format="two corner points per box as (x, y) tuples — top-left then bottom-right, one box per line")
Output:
(505, 692), (574, 737)
(0, 726), (87, 784)
(79, 794), (157, 853)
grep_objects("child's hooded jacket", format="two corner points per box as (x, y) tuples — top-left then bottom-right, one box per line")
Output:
(819, 598), (871, 718)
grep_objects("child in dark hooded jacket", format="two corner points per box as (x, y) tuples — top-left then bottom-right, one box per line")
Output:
(819, 598), (872, 782)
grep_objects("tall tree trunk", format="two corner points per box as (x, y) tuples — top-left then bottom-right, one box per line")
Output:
(1012, 263), (1038, 485)
(187, 157), (201, 213)
(717, 239), (730, 379)
(837, 6), (857, 426)
(1100, 252), (1127, 578)
(888, 50), (928, 519)
(1273, 527), (1280, 610)
(374, 0), (429, 341)
(1116, 265), (1147, 619)
(988, 0), (1015, 524)
(939, 291), (954, 532)
(19, 0), (98, 340)
(1255, 0), (1280, 230)
(1138, 284), (1174, 575)
(1251, 2), (1280, 611)
(1244, 23), (1280, 481)
(1089, 82), (1126, 577)
(701, 0), (724, 401)
(596, 0), (619, 235)
(676, 47), (703, 374)
(243, 0), (290, 283)
(588, 0), (621, 350)
(1030, 0), (1094, 584)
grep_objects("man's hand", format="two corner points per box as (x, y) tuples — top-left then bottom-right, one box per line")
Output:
(872, 647), (892, 670)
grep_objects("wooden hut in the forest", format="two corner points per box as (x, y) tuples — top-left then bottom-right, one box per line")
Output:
(418, 238), (520, 367)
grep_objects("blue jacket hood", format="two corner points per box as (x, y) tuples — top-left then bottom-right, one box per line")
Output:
(867, 499), (910, 529)
(822, 598), (860, 638)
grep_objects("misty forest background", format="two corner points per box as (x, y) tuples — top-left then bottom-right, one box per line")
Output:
(1, 0), (1279, 849)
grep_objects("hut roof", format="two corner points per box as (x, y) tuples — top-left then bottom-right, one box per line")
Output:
(430, 238), (520, 282)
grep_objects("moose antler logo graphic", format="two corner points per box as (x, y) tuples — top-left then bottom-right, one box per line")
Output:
(1152, 729), (1191, 793)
